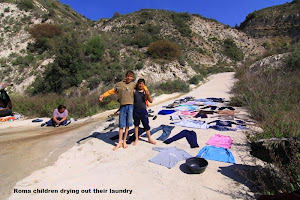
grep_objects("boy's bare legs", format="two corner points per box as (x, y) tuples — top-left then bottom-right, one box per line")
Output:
(113, 128), (124, 151)
(133, 126), (139, 146)
(145, 130), (156, 145)
(123, 126), (130, 148)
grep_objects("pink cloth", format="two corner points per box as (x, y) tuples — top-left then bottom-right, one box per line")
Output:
(206, 134), (233, 149)
(181, 111), (197, 116)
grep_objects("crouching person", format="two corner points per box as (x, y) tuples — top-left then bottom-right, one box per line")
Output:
(41, 105), (68, 127)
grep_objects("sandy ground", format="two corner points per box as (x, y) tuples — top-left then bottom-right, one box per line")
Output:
(1, 72), (262, 200)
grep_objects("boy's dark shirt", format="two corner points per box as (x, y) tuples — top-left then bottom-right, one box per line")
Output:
(134, 90), (146, 110)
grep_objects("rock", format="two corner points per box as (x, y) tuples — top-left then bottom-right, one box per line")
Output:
(250, 137), (300, 164)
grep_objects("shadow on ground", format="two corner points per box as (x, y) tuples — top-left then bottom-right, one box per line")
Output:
(76, 127), (146, 146)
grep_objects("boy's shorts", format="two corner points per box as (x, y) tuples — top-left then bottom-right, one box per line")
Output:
(119, 104), (133, 128)
(133, 109), (150, 131)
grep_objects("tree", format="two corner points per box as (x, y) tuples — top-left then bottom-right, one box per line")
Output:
(32, 34), (87, 94)
(85, 36), (105, 61)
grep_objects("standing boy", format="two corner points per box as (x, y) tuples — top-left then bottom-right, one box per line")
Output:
(99, 71), (135, 151)
(133, 79), (156, 146)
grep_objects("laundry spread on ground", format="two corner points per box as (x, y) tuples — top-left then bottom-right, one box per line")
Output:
(197, 146), (236, 164)
(149, 147), (192, 168)
(172, 119), (210, 129)
(144, 96), (250, 167)
(206, 134), (233, 149)
(163, 130), (199, 148)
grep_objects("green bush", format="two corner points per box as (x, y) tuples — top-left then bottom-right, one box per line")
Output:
(105, 100), (119, 110)
(148, 40), (181, 60)
(159, 79), (189, 94)
(11, 92), (106, 119)
(223, 39), (244, 61)
(31, 34), (87, 94)
(17, 0), (34, 11)
(230, 62), (300, 194)
(188, 75), (204, 85)
(131, 32), (153, 48)
(171, 13), (192, 37)
(285, 51), (300, 71)
(29, 23), (62, 40)
(85, 36), (105, 61)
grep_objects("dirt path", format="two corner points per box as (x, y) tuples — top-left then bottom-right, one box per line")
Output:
(0, 91), (181, 200)
(3, 72), (260, 200)
(0, 114), (110, 200)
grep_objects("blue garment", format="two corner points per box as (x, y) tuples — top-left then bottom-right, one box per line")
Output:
(32, 118), (43, 122)
(133, 109), (150, 131)
(197, 146), (236, 164)
(207, 98), (224, 102)
(235, 120), (245, 125)
(208, 120), (237, 127)
(201, 106), (218, 110)
(158, 110), (176, 115)
(119, 104), (133, 128)
(45, 118), (67, 127)
(172, 119), (209, 129)
(149, 147), (192, 168)
(218, 106), (235, 110)
(236, 125), (248, 130)
(142, 125), (175, 141)
(195, 98), (212, 102)
(203, 102), (218, 106)
(175, 105), (198, 111)
(163, 130), (199, 148)
(209, 125), (237, 131)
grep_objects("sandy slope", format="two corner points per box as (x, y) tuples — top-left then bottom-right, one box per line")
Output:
(6, 72), (262, 200)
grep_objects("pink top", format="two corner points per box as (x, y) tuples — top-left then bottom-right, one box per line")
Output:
(181, 111), (197, 116)
(206, 134), (233, 149)
(53, 108), (68, 119)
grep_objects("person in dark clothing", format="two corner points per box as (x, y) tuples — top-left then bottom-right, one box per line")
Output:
(133, 79), (156, 146)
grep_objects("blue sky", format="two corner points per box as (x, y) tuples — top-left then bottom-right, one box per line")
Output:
(58, 0), (292, 27)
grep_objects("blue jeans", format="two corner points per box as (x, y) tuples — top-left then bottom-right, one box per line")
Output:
(143, 125), (175, 141)
(46, 118), (67, 127)
(163, 130), (199, 148)
(119, 104), (133, 128)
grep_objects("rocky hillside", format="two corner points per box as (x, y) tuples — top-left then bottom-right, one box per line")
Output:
(0, 0), (266, 95)
(94, 10), (265, 84)
(238, 0), (300, 39)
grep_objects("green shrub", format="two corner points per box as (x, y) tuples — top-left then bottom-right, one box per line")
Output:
(85, 36), (105, 61)
(230, 62), (300, 194)
(105, 100), (119, 110)
(148, 40), (181, 60)
(285, 51), (300, 71)
(113, 12), (121, 18)
(17, 0), (34, 11)
(31, 34), (86, 94)
(11, 92), (106, 119)
(188, 75), (204, 85)
(159, 79), (189, 93)
(132, 32), (153, 48)
(171, 13), (192, 37)
(29, 23), (62, 40)
(223, 39), (244, 61)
